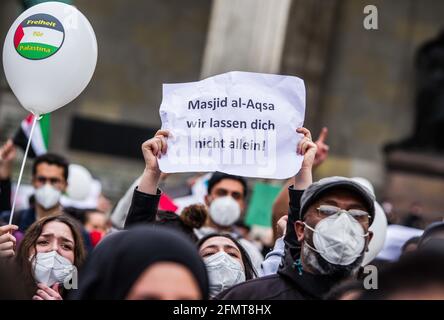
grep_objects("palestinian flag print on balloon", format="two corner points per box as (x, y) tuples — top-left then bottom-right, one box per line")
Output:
(14, 13), (65, 60)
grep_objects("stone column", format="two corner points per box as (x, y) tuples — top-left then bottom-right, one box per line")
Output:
(201, 0), (292, 78)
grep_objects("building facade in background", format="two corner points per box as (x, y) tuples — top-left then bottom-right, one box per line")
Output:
(1, 0), (443, 221)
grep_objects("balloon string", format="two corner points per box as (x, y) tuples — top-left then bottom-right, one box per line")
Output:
(8, 115), (39, 225)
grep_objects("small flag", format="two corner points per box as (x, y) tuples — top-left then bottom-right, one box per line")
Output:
(245, 183), (282, 227)
(159, 193), (179, 213)
(13, 114), (50, 158)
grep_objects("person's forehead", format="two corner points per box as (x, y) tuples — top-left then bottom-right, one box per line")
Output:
(41, 221), (74, 241)
(201, 236), (238, 250)
(135, 262), (201, 297)
(35, 163), (65, 177)
(315, 188), (367, 207)
(405, 243), (418, 249)
(212, 179), (244, 193)
(88, 212), (106, 222)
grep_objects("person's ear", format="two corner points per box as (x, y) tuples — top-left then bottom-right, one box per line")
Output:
(239, 200), (246, 212)
(365, 231), (374, 252)
(295, 221), (305, 242)
(365, 230), (373, 252)
(204, 194), (211, 207)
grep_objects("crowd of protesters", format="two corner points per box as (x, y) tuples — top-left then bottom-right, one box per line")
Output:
(0, 126), (443, 300)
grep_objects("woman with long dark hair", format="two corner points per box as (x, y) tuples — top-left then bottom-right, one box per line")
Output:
(16, 214), (86, 300)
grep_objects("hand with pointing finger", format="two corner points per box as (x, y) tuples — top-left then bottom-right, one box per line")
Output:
(313, 127), (329, 168)
(294, 127), (317, 190)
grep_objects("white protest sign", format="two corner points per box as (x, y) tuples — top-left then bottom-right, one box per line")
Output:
(158, 71), (306, 179)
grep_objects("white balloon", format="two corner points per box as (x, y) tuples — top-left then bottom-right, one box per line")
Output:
(67, 164), (93, 201)
(2, 2), (97, 115)
(351, 177), (375, 195)
(351, 177), (388, 266)
(362, 201), (388, 265)
(61, 179), (101, 209)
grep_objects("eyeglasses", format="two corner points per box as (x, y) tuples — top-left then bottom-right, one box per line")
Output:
(316, 205), (371, 224)
(35, 176), (64, 186)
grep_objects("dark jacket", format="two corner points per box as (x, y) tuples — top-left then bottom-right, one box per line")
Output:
(0, 179), (11, 213)
(217, 186), (339, 300)
(284, 187), (304, 260)
(0, 207), (39, 231)
(124, 187), (199, 242)
(124, 187), (161, 228)
(217, 253), (341, 300)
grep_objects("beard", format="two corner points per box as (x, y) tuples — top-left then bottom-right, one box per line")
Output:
(302, 241), (364, 279)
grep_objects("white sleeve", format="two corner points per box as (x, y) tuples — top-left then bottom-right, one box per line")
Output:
(260, 237), (285, 276)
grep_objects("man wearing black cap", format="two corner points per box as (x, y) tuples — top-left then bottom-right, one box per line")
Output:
(218, 172), (375, 299)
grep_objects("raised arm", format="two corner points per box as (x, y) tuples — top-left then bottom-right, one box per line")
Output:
(283, 127), (318, 252)
(272, 127), (328, 242)
(138, 130), (169, 194)
(124, 130), (169, 228)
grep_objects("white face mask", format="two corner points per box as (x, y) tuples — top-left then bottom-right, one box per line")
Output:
(30, 251), (74, 287)
(204, 251), (246, 298)
(35, 184), (62, 210)
(209, 196), (241, 227)
(304, 212), (368, 266)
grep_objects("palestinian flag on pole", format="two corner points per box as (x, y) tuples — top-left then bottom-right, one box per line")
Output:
(13, 114), (50, 158)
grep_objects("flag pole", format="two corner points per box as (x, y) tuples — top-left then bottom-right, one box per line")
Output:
(8, 115), (39, 225)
